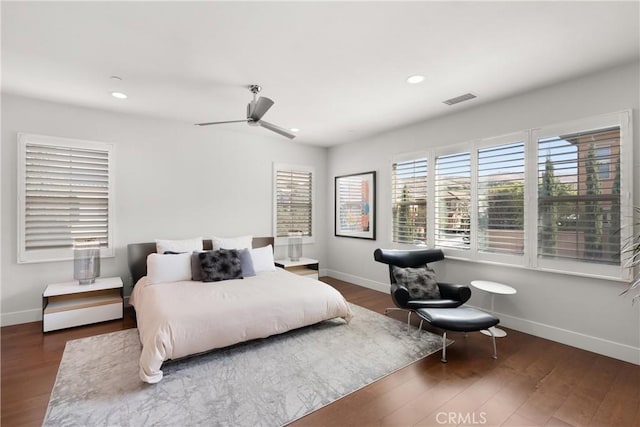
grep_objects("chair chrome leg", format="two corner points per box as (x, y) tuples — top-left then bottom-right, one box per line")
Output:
(488, 329), (498, 359)
(416, 319), (423, 338)
(441, 331), (447, 363)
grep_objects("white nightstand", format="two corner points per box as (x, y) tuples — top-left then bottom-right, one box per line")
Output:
(42, 277), (124, 332)
(274, 258), (319, 280)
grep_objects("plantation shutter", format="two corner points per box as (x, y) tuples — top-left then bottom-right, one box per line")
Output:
(477, 142), (525, 255)
(537, 126), (621, 265)
(275, 168), (312, 237)
(19, 135), (113, 262)
(392, 158), (427, 244)
(435, 152), (471, 250)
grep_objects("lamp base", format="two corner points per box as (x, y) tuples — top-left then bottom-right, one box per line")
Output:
(78, 278), (96, 285)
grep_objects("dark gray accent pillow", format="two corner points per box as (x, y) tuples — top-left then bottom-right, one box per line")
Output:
(191, 251), (204, 281)
(391, 265), (441, 299)
(199, 249), (243, 282)
(238, 248), (256, 277)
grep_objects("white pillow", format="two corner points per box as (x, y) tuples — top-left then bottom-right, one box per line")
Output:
(155, 237), (203, 254)
(250, 245), (276, 273)
(212, 235), (252, 250)
(147, 253), (192, 285)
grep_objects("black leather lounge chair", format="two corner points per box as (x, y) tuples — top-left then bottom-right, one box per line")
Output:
(373, 248), (471, 329)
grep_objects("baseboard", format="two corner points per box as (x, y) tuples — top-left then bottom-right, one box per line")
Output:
(1, 308), (41, 326)
(489, 310), (640, 365)
(326, 270), (640, 366)
(325, 269), (389, 294)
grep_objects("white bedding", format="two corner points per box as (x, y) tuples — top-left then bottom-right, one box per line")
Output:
(130, 268), (353, 383)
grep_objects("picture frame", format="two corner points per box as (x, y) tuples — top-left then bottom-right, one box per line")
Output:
(335, 171), (376, 240)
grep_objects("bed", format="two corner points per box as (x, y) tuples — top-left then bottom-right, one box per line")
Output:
(128, 237), (353, 383)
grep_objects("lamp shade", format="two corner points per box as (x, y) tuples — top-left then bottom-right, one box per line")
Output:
(288, 232), (303, 262)
(73, 239), (100, 285)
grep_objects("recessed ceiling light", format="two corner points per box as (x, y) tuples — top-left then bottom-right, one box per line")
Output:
(109, 76), (127, 99)
(111, 92), (128, 99)
(406, 75), (425, 84)
(290, 128), (300, 133)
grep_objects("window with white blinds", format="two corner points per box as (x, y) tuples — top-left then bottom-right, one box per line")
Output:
(537, 126), (621, 265)
(18, 134), (114, 263)
(390, 111), (631, 280)
(392, 158), (427, 244)
(478, 142), (525, 255)
(435, 152), (471, 250)
(274, 166), (313, 239)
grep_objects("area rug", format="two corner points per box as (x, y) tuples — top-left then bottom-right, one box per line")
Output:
(43, 303), (447, 426)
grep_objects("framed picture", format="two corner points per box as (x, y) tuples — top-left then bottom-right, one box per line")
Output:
(335, 171), (376, 240)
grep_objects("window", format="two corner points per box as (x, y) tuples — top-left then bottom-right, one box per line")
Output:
(392, 158), (427, 244)
(435, 152), (470, 250)
(390, 111), (632, 281)
(18, 133), (114, 263)
(596, 146), (611, 179)
(537, 127), (621, 266)
(273, 164), (314, 242)
(477, 141), (525, 255)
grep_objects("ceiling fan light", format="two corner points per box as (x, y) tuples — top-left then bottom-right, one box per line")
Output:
(406, 75), (425, 84)
(290, 128), (300, 133)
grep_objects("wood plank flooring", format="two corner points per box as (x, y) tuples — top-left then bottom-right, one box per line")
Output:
(2, 277), (638, 426)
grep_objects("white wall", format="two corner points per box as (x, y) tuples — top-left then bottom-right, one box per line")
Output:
(327, 61), (640, 364)
(1, 93), (328, 325)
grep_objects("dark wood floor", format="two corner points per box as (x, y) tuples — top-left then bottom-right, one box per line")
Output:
(2, 278), (639, 427)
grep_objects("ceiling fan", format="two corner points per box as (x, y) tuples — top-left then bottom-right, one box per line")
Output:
(195, 85), (296, 139)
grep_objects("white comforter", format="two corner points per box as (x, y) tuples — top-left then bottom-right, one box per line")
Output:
(130, 269), (352, 383)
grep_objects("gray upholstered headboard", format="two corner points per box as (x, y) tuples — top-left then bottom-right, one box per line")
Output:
(127, 237), (274, 284)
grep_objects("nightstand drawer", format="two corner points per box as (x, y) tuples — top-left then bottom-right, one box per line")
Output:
(44, 302), (123, 332)
(275, 258), (319, 280)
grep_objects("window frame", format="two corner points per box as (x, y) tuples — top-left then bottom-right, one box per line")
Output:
(17, 133), (115, 264)
(391, 152), (429, 246)
(474, 131), (529, 266)
(530, 111), (632, 281)
(391, 110), (633, 282)
(433, 147), (472, 255)
(272, 163), (315, 247)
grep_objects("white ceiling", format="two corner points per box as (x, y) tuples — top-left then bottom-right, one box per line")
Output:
(2, 1), (639, 146)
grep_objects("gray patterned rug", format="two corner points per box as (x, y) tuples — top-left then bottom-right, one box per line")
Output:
(43, 304), (447, 426)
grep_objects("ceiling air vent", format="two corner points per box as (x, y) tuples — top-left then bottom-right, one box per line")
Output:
(443, 93), (477, 106)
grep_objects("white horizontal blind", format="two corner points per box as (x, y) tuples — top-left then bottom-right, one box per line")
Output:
(477, 142), (525, 255)
(275, 169), (312, 237)
(392, 158), (427, 244)
(20, 137), (112, 261)
(537, 126), (621, 265)
(435, 152), (471, 250)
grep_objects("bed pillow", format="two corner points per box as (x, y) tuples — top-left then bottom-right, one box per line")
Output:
(250, 244), (276, 273)
(147, 253), (192, 285)
(391, 265), (441, 299)
(155, 237), (203, 255)
(199, 249), (243, 282)
(211, 235), (253, 250)
(238, 248), (256, 277)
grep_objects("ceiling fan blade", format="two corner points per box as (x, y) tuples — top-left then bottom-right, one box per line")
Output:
(258, 120), (296, 139)
(195, 119), (249, 126)
(249, 97), (274, 121)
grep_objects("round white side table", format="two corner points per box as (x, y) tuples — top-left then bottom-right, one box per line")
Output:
(470, 280), (516, 338)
